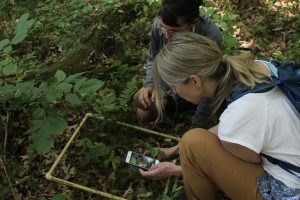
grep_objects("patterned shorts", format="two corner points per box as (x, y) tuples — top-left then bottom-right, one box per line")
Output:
(257, 173), (300, 200)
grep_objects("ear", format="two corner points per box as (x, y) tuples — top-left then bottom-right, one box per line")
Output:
(189, 75), (202, 88)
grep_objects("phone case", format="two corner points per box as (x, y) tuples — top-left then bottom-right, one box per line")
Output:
(125, 151), (159, 171)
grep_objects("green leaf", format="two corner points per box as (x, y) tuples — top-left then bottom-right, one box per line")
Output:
(73, 77), (86, 92)
(162, 195), (173, 200)
(111, 60), (122, 67)
(16, 13), (29, 30)
(0, 39), (10, 50)
(10, 13), (34, 45)
(3, 45), (12, 53)
(137, 192), (153, 198)
(32, 129), (53, 155)
(30, 116), (67, 154)
(95, 92), (120, 113)
(119, 76), (138, 107)
(65, 94), (81, 105)
(223, 34), (238, 50)
(150, 148), (159, 158)
(220, 21), (228, 30)
(11, 31), (28, 45)
(53, 194), (65, 200)
(14, 89), (22, 98)
(46, 116), (67, 135)
(56, 82), (72, 94)
(55, 70), (66, 82)
(78, 79), (104, 95)
(29, 116), (67, 136)
(2, 63), (18, 76)
(64, 72), (85, 83)
(32, 107), (45, 119)
(0, 60), (10, 70)
(46, 88), (63, 102)
(15, 13), (34, 34)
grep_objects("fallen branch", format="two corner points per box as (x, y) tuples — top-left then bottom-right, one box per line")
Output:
(0, 156), (17, 200)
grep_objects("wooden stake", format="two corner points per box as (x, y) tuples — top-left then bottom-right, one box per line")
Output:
(93, 114), (181, 142)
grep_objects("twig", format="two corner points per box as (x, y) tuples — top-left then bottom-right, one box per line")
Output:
(3, 104), (9, 156)
(122, 182), (133, 198)
(0, 157), (17, 200)
(15, 175), (30, 185)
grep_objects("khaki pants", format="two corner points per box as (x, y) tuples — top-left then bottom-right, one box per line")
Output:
(179, 128), (265, 200)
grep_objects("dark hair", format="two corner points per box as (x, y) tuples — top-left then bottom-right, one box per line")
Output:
(159, 0), (203, 26)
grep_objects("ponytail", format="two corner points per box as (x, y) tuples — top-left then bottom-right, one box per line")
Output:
(154, 32), (271, 119)
(212, 52), (270, 114)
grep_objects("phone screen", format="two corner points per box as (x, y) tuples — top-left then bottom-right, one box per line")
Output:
(126, 151), (159, 170)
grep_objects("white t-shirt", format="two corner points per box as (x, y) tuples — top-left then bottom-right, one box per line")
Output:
(218, 86), (300, 189)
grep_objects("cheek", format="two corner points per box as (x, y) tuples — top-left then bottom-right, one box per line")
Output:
(164, 32), (172, 39)
(176, 86), (202, 105)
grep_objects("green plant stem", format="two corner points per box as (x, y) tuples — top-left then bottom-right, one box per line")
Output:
(0, 157), (17, 200)
(3, 104), (9, 156)
(122, 182), (133, 198)
(164, 159), (178, 195)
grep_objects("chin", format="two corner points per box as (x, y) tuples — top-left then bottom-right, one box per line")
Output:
(183, 98), (198, 105)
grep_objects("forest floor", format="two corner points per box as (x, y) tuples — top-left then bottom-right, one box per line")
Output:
(0, 0), (299, 200)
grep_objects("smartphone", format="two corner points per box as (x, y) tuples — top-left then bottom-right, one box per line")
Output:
(125, 151), (159, 171)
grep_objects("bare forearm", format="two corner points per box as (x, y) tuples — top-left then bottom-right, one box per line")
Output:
(171, 165), (182, 177)
(171, 144), (179, 155)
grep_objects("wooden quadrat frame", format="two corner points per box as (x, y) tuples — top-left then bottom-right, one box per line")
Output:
(46, 113), (181, 200)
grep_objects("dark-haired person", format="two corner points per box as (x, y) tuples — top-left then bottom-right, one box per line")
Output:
(133, 0), (222, 126)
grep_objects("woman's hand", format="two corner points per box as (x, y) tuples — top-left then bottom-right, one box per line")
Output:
(157, 145), (179, 161)
(139, 162), (182, 180)
(143, 145), (179, 161)
(138, 87), (155, 108)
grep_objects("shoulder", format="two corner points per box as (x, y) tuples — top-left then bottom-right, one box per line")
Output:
(222, 87), (284, 119)
(219, 87), (285, 138)
(223, 91), (269, 117)
(194, 14), (222, 46)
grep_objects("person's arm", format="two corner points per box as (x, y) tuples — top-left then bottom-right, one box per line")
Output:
(221, 141), (261, 163)
(158, 144), (179, 161)
(144, 18), (162, 88)
(208, 125), (218, 135)
(218, 95), (266, 164)
(139, 162), (182, 180)
(195, 14), (222, 48)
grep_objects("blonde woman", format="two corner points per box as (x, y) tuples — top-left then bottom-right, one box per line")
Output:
(149, 32), (300, 199)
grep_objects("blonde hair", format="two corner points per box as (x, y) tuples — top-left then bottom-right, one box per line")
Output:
(153, 32), (270, 121)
